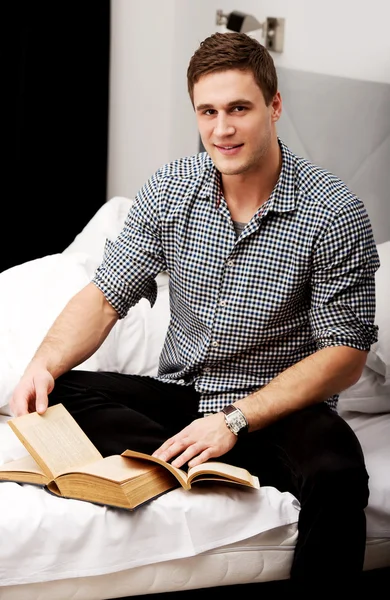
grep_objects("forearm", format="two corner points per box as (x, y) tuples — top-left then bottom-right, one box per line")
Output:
(235, 346), (367, 432)
(27, 282), (119, 379)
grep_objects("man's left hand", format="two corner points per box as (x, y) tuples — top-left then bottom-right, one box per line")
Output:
(152, 411), (237, 469)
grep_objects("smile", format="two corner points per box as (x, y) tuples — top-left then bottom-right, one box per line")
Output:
(215, 144), (243, 154)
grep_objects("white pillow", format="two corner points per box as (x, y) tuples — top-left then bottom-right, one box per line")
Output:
(366, 241), (390, 380)
(63, 194), (170, 377)
(113, 273), (170, 376)
(63, 196), (133, 264)
(0, 252), (118, 416)
(338, 365), (390, 414)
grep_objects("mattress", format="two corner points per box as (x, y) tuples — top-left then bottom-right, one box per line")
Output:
(2, 538), (389, 600)
(0, 409), (389, 599)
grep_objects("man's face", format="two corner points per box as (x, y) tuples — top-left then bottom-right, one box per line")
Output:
(193, 69), (281, 177)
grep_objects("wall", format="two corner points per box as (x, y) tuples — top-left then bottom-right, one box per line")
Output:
(107, 0), (390, 200)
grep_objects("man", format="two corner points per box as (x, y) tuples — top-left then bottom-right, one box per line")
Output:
(11, 32), (379, 587)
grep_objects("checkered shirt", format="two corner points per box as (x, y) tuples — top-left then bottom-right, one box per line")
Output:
(92, 139), (379, 412)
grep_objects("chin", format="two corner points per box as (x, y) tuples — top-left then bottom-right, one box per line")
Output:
(208, 153), (238, 172)
(215, 160), (249, 176)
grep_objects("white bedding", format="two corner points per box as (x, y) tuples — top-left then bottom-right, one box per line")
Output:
(0, 416), (301, 587)
(0, 410), (389, 596)
(0, 196), (389, 597)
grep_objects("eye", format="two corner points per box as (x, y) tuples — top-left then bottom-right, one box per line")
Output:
(232, 106), (246, 113)
(203, 109), (216, 116)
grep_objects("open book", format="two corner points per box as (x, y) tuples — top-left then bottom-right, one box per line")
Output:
(0, 404), (260, 510)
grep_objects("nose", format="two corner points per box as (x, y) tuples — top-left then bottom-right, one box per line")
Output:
(214, 114), (235, 137)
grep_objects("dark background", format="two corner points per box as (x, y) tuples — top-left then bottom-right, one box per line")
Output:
(4, 1), (110, 272)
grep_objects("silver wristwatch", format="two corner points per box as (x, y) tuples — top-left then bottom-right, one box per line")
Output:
(221, 404), (248, 437)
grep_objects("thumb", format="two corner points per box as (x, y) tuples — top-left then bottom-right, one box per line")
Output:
(35, 373), (54, 414)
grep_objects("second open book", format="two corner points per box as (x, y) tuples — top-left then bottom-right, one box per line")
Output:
(0, 403), (260, 510)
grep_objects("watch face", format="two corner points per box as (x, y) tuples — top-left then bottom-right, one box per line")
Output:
(222, 405), (248, 436)
(226, 410), (247, 434)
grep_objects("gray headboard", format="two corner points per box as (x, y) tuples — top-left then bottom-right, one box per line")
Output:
(276, 67), (390, 244)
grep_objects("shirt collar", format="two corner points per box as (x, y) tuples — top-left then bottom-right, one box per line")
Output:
(199, 156), (222, 205)
(266, 138), (296, 214)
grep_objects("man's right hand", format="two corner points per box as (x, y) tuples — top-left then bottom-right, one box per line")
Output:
(9, 283), (119, 417)
(10, 365), (55, 416)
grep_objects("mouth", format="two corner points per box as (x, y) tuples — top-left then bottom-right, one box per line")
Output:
(214, 143), (243, 155)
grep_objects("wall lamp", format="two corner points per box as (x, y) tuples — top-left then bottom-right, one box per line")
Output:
(216, 10), (285, 52)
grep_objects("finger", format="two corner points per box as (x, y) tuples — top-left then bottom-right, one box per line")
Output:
(152, 436), (176, 458)
(154, 436), (175, 454)
(35, 373), (54, 414)
(156, 439), (188, 463)
(35, 385), (49, 414)
(11, 396), (28, 417)
(187, 448), (213, 469)
(171, 442), (203, 469)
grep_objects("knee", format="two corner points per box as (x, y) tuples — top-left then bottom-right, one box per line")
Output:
(302, 461), (369, 510)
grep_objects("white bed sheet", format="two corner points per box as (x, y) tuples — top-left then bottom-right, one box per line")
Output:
(1, 410), (389, 595)
(0, 416), (300, 587)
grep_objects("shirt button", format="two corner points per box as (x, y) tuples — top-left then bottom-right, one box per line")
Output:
(211, 340), (219, 347)
(178, 379), (185, 384)
(219, 300), (226, 307)
(204, 367), (211, 373)
(227, 260), (234, 267)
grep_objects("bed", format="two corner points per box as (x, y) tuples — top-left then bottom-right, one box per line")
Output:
(0, 193), (389, 599)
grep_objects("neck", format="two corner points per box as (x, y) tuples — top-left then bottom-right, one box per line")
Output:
(222, 140), (282, 223)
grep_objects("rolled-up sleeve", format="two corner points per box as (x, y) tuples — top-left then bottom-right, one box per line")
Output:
(92, 172), (166, 318)
(309, 197), (380, 351)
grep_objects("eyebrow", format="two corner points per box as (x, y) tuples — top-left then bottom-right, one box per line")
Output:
(195, 99), (253, 112)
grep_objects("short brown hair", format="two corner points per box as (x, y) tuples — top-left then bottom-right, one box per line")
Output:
(187, 32), (278, 107)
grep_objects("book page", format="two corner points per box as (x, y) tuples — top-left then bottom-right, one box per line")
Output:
(188, 461), (260, 489)
(52, 456), (178, 510)
(61, 455), (162, 483)
(121, 449), (189, 488)
(0, 454), (48, 485)
(8, 404), (103, 479)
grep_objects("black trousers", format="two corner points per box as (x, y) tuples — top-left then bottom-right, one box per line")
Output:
(49, 370), (369, 587)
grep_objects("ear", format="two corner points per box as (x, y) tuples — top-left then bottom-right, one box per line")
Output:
(270, 92), (282, 123)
